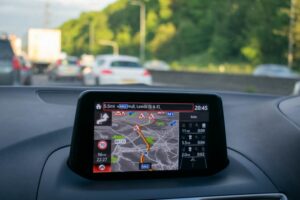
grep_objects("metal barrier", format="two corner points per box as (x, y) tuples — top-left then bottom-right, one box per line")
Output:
(150, 70), (300, 96)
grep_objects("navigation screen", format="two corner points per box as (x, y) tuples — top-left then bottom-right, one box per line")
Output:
(93, 102), (209, 173)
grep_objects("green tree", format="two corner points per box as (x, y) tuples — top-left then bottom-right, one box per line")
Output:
(59, 0), (291, 69)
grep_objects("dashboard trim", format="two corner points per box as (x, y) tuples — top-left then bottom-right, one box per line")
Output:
(165, 193), (287, 200)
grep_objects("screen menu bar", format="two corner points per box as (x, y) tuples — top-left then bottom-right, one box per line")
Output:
(101, 102), (194, 111)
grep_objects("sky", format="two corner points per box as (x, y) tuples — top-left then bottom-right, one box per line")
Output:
(0, 0), (117, 38)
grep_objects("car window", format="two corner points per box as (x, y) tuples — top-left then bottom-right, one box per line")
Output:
(273, 68), (287, 73)
(96, 59), (105, 67)
(0, 40), (13, 60)
(110, 61), (141, 68)
(67, 59), (78, 65)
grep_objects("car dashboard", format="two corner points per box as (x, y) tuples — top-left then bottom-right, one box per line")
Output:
(0, 86), (299, 200)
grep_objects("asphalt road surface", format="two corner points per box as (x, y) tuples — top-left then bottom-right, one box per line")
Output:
(32, 74), (84, 86)
(32, 74), (167, 87)
(18, 73), (300, 95)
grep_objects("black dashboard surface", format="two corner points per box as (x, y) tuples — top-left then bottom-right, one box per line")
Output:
(0, 86), (299, 200)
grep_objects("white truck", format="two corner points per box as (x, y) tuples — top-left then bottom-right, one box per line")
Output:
(27, 29), (61, 73)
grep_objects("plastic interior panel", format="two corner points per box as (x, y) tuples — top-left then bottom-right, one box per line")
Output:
(38, 147), (277, 200)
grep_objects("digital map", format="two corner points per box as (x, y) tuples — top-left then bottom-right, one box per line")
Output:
(94, 111), (179, 172)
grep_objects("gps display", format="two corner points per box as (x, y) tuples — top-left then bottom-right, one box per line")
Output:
(93, 102), (209, 173)
(68, 91), (228, 179)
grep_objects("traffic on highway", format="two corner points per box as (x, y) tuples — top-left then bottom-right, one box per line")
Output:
(1, 1), (300, 200)
(1, 0), (300, 94)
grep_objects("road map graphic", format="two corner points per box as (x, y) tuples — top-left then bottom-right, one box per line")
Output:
(94, 111), (180, 172)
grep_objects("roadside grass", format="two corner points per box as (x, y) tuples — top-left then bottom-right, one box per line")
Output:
(170, 54), (255, 75)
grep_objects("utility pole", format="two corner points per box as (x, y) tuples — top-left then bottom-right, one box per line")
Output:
(44, 0), (51, 28)
(89, 21), (94, 54)
(288, 0), (295, 68)
(99, 40), (119, 55)
(131, 1), (146, 63)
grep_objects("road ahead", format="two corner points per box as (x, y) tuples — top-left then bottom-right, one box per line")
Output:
(32, 74), (83, 86)
(32, 74), (165, 87)
(31, 73), (297, 96)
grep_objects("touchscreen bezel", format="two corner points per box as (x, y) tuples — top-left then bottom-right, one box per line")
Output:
(68, 91), (228, 180)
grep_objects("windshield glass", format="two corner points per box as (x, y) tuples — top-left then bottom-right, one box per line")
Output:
(96, 59), (106, 67)
(111, 61), (141, 68)
(1, 0), (300, 95)
(65, 57), (78, 66)
(0, 40), (14, 60)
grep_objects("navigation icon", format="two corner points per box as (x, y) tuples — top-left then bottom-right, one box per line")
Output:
(139, 163), (152, 170)
(167, 112), (174, 117)
(149, 113), (155, 120)
(93, 164), (112, 173)
(96, 104), (102, 110)
(97, 140), (108, 150)
(95, 112), (112, 126)
(139, 113), (145, 119)
(97, 113), (109, 124)
(114, 111), (126, 116)
(133, 124), (141, 131)
(114, 111), (122, 116)
(128, 111), (135, 116)
(170, 120), (177, 126)
(99, 164), (106, 171)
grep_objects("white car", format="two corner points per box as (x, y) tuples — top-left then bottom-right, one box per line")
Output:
(253, 64), (299, 78)
(80, 54), (95, 68)
(47, 56), (82, 80)
(293, 81), (300, 95)
(83, 55), (152, 85)
(144, 60), (170, 71)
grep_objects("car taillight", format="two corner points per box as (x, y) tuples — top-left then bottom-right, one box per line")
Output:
(143, 70), (151, 76)
(12, 56), (21, 70)
(100, 69), (113, 75)
(22, 66), (30, 71)
(56, 59), (62, 66)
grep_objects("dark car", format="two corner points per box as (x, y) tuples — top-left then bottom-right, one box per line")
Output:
(18, 55), (33, 85)
(0, 38), (22, 85)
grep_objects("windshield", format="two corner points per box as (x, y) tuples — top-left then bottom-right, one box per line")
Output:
(0, 40), (14, 60)
(96, 59), (106, 67)
(1, 0), (300, 95)
(65, 57), (78, 66)
(111, 61), (141, 68)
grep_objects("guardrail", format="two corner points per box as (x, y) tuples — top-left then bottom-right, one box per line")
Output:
(150, 70), (300, 96)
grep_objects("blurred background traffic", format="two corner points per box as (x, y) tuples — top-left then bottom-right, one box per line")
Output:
(1, 0), (300, 95)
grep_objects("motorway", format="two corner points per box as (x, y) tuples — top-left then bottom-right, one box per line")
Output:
(32, 74), (166, 87)
(32, 74), (84, 86)
(31, 73), (298, 95)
